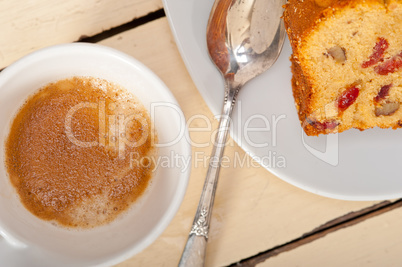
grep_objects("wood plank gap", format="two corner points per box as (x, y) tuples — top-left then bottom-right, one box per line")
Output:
(78, 9), (165, 43)
(228, 198), (402, 267)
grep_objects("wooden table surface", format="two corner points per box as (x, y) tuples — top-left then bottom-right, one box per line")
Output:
(2, 1), (402, 266)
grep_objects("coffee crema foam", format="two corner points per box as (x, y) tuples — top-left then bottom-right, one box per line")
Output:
(5, 77), (157, 228)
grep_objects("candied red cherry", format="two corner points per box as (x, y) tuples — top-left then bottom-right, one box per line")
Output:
(337, 86), (359, 112)
(362, 37), (389, 68)
(321, 120), (339, 130)
(375, 51), (402, 75)
(308, 119), (339, 131)
(374, 84), (392, 102)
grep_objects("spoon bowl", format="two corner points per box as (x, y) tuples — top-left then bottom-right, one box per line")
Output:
(207, 0), (286, 86)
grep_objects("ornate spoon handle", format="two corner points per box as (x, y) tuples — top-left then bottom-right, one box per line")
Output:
(179, 80), (239, 267)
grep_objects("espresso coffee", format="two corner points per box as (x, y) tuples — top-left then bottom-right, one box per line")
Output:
(5, 77), (156, 228)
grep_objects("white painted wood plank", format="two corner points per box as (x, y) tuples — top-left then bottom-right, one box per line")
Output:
(0, 0), (162, 68)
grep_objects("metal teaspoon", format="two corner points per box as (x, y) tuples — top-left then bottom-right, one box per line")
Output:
(179, 0), (286, 266)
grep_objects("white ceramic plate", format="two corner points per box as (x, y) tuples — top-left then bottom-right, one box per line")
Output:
(0, 43), (191, 266)
(163, 0), (402, 200)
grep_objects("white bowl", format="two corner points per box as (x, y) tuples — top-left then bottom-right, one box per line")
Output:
(0, 43), (191, 266)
